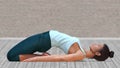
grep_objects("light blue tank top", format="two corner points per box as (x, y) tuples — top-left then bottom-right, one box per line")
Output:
(49, 30), (86, 55)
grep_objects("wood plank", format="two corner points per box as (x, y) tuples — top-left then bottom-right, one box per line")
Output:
(0, 60), (9, 68)
(0, 57), (8, 68)
(105, 62), (117, 68)
(97, 62), (108, 68)
(59, 62), (67, 68)
(67, 62), (75, 68)
(7, 62), (20, 68)
(75, 62), (83, 68)
(18, 62), (28, 68)
(45, 62), (51, 68)
(0, 40), (10, 53)
(111, 40), (120, 55)
(34, 62), (43, 68)
(0, 40), (6, 50)
(41, 62), (47, 68)
(26, 62), (35, 68)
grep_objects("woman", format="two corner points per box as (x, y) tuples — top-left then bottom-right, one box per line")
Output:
(7, 30), (114, 62)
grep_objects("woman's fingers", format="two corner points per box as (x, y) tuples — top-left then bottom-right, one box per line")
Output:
(42, 52), (51, 56)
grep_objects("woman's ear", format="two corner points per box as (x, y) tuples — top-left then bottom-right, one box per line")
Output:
(95, 52), (101, 56)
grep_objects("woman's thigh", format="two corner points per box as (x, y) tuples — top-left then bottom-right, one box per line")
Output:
(7, 34), (41, 61)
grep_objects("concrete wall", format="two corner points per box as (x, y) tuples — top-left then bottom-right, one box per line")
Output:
(0, 0), (120, 37)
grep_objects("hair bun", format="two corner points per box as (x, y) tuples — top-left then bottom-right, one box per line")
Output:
(109, 51), (114, 58)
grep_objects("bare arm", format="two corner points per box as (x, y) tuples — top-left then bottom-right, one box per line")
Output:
(22, 50), (84, 62)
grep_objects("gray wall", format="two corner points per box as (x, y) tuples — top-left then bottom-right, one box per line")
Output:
(0, 0), (120, 37)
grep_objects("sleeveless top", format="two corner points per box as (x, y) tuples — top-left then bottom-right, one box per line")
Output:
(49, 30), (86, 55)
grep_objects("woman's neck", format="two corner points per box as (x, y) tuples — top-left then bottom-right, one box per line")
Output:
(84, 49), (95, 58)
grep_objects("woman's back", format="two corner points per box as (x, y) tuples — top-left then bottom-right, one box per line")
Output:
(49, 30), (84, 54)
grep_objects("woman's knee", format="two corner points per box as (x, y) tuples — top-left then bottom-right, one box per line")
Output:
(7, 52), (20, 61)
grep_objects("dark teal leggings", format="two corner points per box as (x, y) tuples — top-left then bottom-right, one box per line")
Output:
(7, 31), (51, 61)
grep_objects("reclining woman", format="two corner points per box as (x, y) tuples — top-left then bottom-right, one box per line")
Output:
(7, 30), (114, 62)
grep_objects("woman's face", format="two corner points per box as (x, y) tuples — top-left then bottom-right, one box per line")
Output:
(90, 43), (104, 54)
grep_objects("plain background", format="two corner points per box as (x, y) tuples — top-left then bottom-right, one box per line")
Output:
(0, 0), (120, 37)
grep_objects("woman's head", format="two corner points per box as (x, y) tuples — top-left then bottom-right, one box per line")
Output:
(89, 43), (114, 61)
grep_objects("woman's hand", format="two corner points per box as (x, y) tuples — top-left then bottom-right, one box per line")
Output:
(41, 52), (51, 56)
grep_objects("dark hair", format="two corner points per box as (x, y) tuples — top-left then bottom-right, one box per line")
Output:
(93, 44), (114, 61)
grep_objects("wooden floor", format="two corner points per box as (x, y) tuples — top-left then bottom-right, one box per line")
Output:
(0, 39), (119, 68)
